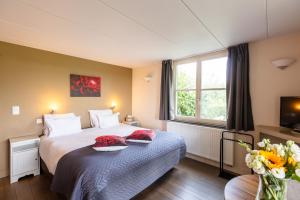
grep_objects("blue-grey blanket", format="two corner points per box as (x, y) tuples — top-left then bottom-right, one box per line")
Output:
(51, 131), (186, 200)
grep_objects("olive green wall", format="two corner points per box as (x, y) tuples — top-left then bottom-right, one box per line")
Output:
(0, 41), (132, 177)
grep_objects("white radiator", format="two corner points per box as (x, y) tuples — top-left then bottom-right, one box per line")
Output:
(167, 121), (234, 166)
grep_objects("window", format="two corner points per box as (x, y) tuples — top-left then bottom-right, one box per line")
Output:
(200, 57), (227, 121)
(174, 55), (227, 124)
(175, 62), (197, 117)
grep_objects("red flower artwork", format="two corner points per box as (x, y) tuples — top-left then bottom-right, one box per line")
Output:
(70, 74), (101, 97)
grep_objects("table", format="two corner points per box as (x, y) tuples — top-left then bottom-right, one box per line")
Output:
(257, 125), (300, 144)
(123, 120), (140, 127)
(224, 175), (258, 200)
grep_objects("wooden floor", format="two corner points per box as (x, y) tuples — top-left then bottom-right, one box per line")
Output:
(0, 158), (228, 200)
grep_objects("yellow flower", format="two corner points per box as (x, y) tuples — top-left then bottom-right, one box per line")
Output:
(260, 150), (286, 169)
(288, 157), (296, 167)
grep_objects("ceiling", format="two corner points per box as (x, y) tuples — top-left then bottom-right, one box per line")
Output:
(0, 0), (299, 68)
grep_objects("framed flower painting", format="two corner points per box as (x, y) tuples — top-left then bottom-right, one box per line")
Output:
(70, 74), (101, 97)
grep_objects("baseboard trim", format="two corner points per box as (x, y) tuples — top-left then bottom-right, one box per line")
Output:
(0, 169), (9, 178)
(186, 153), (237, 173)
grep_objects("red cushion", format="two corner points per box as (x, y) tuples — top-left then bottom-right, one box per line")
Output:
(94, 135), (127, 147)
(126, 130), (156, 141)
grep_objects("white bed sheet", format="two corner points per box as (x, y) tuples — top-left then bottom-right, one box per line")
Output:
(40, 124), (146, 174)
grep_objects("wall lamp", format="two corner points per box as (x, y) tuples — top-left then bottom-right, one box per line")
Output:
(49, 103), (58, 114)
(110, 101), (117, 110)
(271, 58), (296, 70)
(144, 74), (153, 83)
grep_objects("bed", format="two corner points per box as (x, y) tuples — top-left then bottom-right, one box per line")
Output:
(40, 124), (186, 200)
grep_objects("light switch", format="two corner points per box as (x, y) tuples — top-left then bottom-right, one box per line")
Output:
(12, 106), (20, 115)
(36, 118), (43, 124)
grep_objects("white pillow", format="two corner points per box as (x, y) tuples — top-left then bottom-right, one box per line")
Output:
(88, 109), (113, 127)
(46, 116), (82, 138)
(97, 113), (120, 129)
(44, 113), (76, 120)
(43, 113), (76, 135)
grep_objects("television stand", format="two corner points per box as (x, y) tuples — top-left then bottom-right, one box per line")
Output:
(257, 125), (300, 144)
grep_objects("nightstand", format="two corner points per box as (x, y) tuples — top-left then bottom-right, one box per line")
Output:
(123, 120), (141, 127)
(9, 135), (40, 183)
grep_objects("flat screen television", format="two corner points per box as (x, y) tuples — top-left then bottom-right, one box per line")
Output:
(280, 97), (300, 132)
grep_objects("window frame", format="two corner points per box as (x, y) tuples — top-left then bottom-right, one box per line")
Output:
(173, 51), (228, 126)
(174, 60), (198, 121)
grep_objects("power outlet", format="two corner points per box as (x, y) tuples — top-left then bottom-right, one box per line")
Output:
(36, 118), (43, 124)
(12, 106), (20, 115)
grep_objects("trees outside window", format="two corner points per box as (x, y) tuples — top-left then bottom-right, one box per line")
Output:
(175, 56), (227, 124)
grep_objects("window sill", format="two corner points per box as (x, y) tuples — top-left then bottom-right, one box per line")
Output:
(169, 119), (226, 129)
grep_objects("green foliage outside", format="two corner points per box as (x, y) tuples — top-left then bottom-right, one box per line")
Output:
(176, 72), (196, 117)
(200, 90), (226, 121)
(176, 72), (226, 120)
(176, 91), (196, 117)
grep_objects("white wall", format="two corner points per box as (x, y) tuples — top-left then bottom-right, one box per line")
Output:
(132, 64), (163, 129)
(250, 32), (300, 127)
(132, 32), (300, 174)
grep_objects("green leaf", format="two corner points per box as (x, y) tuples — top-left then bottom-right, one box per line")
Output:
(291, 174), (300, 182)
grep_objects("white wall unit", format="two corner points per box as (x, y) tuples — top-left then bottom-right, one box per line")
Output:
(10, 136), (40, 183)
(167, 121), (234, 166)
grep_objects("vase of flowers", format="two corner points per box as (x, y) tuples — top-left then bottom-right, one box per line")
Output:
(240, 139), (300, 200)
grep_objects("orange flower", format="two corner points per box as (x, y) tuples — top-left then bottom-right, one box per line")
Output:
(260, 150), (286, 169)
